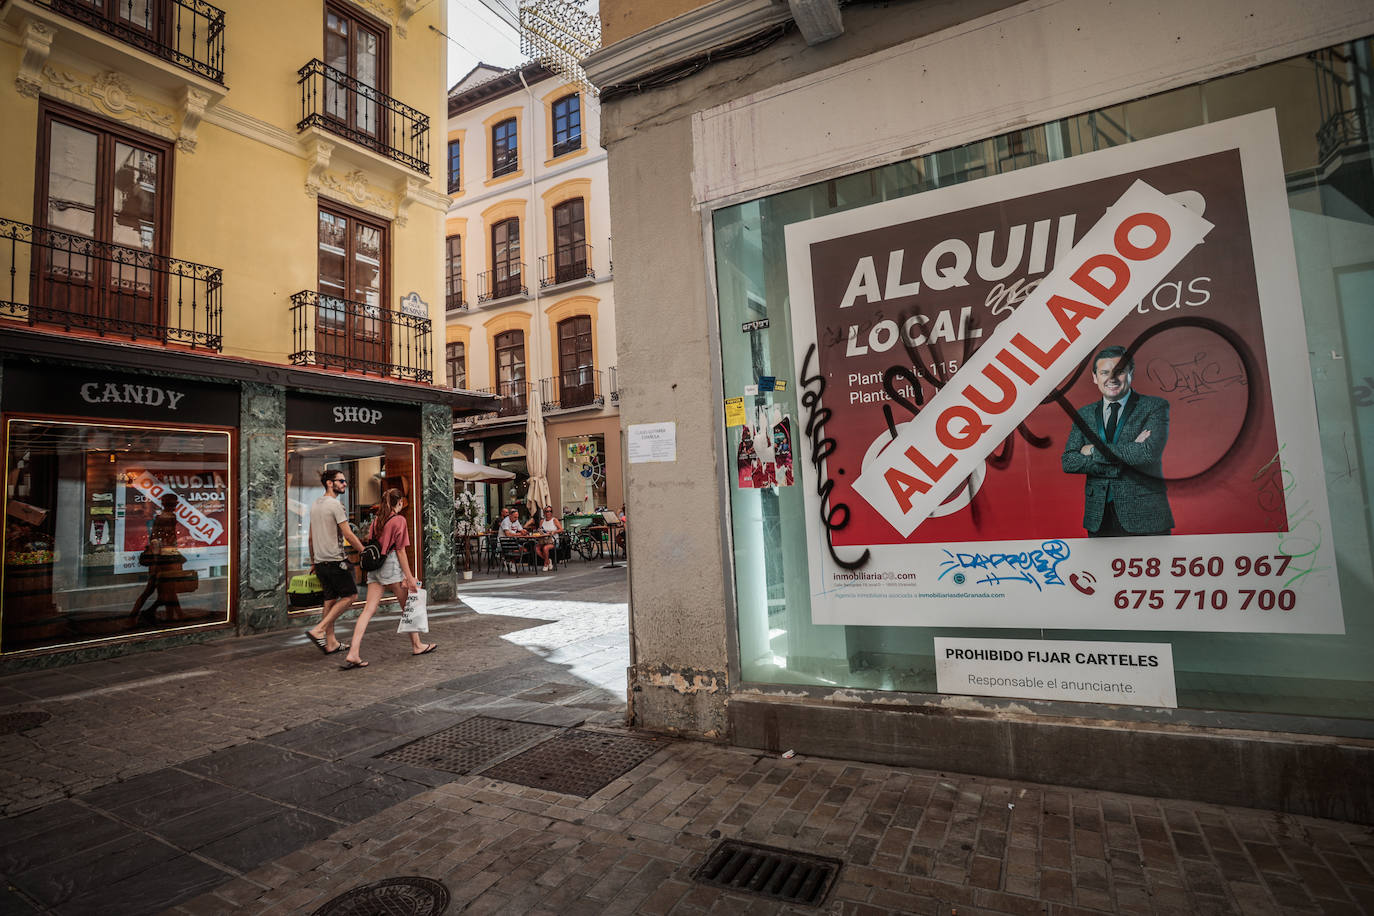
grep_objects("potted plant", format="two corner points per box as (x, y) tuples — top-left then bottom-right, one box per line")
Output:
(454, 490), (483, 579)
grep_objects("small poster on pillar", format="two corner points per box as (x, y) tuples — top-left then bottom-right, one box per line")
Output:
(783, 111), (1342, 634)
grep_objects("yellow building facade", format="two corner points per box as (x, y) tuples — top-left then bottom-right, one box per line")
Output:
(0, 0), (489, 664)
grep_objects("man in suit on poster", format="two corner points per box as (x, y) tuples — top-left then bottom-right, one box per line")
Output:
(1061, 345), (1174, 537)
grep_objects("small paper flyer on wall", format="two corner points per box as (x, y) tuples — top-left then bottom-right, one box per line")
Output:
(735, 405), (795, 490)
(783, 111), (1343, 634)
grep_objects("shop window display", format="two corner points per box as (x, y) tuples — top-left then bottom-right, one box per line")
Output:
(558, 434), (605, 514)
(286, 436), (416, 609)
(713, 37), (1374, 719)
(2, 420), (231, 652)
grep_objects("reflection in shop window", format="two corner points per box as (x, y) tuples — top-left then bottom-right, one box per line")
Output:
(2, 420), (232, 653)
(286, 436), (416, 609)
(558, 434), (605, 515)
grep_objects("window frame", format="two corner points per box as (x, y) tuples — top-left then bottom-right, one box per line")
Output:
(552, 198), (587, 284)
(447, 138), (461, 193)
(446, 340), (466, 389)
(491, 217), (521, 298)
(492, 118), (518, 177)
(445, 234), (463, 309)
(551, 93), (582, 157)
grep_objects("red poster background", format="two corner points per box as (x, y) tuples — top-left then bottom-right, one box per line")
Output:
(806, 150), (1287, 546)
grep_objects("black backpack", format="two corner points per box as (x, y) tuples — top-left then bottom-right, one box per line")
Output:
(359, 519), (386, 571)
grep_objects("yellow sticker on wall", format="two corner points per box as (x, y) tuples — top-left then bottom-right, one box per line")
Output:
(724, 397), (746, 427)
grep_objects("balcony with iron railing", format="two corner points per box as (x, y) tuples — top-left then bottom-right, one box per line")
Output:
(446, 279), (468, 312)
(538, 367), (605, 411)
(0, 217), (222, 350)
(455, 380), (531, 424)
(477, 265), (528, 303)
(539, 242), (595, 289)
(297, 60), (430, 175)
(20, 0), (226, 84)
(289, 290), (432, 383)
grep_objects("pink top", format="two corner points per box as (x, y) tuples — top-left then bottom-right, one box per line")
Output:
(372, 514), (410, 555)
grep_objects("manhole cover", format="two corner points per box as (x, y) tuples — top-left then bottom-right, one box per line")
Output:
(482, 729), (662, 797)
(692, 840), (843, 907)
(312, 876), (449, 916)
(0, 711), (51, 735)
(379, 716), (557, 775)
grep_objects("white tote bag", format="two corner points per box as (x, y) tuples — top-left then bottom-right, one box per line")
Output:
(397, 584), (428, 633)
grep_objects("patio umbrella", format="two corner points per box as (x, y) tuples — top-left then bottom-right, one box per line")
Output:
(524, 389), (552, 515)
(452, 457), (515, 483)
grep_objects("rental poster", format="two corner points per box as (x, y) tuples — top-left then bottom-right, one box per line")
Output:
(113, 461), (231, 574)
(784, 111), (1343, 633)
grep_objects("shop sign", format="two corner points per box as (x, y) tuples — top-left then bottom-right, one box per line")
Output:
(2, 364), (239, 425)
(285, 393), (419, 438)
(783, 112), (1342, 634)
(489, 442), (526, 460)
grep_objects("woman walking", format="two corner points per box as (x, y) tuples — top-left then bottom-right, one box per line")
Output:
(340, 489), (436, 669)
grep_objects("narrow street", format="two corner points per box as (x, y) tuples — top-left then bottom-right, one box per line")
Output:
(0, 565), (1368, 914)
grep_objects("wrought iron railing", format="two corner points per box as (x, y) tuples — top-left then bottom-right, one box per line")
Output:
(297, 59), (430, 175)
(539, 368), (604, 411)
(289, 290), (432, 382)
(456, 381), (531, 422)
(34, 0), (226, 84)
(477, 266), (527, 302)
(492, 149), (519, 178)
(1316, 108), (1370, 164)
(445, 280), (467, 311)
(539, 242), (595, 288)
(0, 217), (222, 349)
(609, 365), (619, 404)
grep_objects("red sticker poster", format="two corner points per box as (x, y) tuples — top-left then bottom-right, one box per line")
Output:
(114, 461), (231, 574)
(785, 112), (1342, 633)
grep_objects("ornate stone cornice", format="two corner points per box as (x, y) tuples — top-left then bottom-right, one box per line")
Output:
(15, 18), (54, 99)
(318, 168), (400, 220)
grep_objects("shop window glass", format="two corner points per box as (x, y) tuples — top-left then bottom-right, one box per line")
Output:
(558, 434), (605, 515)
(286, 436), (417, 609)
(2, 420), (232, 652)
(711, 36), (1374, 720)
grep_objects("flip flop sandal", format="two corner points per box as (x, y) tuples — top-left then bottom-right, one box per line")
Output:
(412, 644), (438, 656)
(338, 660), (369, 670)
(304, 631), (328, 653)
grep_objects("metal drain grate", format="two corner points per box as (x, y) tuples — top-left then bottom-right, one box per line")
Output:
(312, 876), (449, 915)
(0, 711), (51, 735)
(691, 840), (843, 907)
(378, 716), (557, 775)
(481, 729), (662, 797)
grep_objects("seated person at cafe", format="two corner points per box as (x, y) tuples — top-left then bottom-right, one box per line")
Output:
(498, 507), (522, 536)
(531, 506), (563, 571)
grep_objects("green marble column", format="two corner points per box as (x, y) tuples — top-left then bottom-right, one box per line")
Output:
(239, 382), (287, 632)
(420, 402), (457, 601)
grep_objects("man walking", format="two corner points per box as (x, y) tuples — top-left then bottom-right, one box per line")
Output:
(305, 469), (366, 653)
(1061, 345), (1174, 537)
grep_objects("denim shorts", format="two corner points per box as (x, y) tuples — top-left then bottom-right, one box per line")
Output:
(366, 551), (404, 586)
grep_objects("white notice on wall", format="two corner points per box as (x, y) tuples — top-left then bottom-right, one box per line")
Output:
(627, 422), (677, 464)
(934, 637), (1177, 708)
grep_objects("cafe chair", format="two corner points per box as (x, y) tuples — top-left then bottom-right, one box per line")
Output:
(497, 536), (532, 575)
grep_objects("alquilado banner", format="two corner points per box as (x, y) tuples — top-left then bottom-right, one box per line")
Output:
(784, 111), (1343, 633)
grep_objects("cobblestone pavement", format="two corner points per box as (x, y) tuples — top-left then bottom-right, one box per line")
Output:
(0, 562), (1370, 914)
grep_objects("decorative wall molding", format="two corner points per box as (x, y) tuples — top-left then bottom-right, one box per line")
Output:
(318, 168), (400, 220)
(202, 103), (301, 156)
(15, 18), (54, 99)
(303, 136), (337, 199)
(177, 86), (210, 152)
(41, 65), (176, 139)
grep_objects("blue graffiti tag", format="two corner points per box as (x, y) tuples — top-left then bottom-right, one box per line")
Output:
(937, 540), (1071, 591)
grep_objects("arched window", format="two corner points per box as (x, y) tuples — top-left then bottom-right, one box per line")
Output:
(445, 234), (463, 309)
(446, 341), (465, 389)
(551, 94), (581, 156)
(494, 330), (526, 415)
(557, 315), (595, 408)
(492, 118), (518, 177)
(552, 198), (587, 285)
(491, 218), (521, 298)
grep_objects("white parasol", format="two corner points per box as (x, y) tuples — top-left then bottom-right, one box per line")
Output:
(524, 390), (552, 515)
(452, 457), (516, 483)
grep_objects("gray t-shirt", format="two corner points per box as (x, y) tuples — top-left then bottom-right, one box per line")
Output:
(310, 493), (349, 562)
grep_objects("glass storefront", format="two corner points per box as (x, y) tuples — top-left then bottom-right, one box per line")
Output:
(286, 435), (416, 610)
(558, 433), (606, 515)
(713, 37), (1374, 719)
(2, 419), (232, 652)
